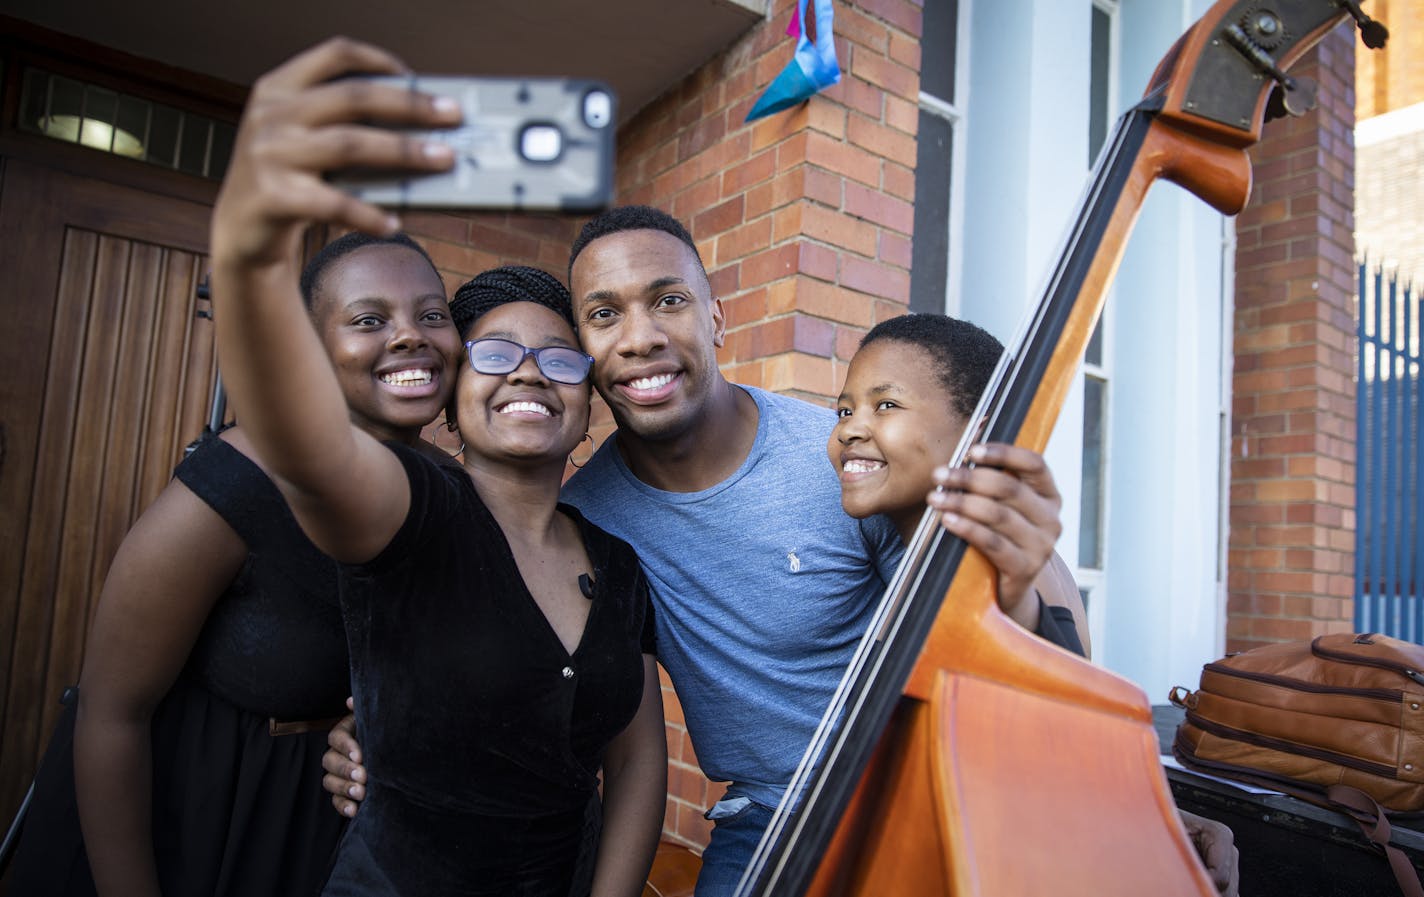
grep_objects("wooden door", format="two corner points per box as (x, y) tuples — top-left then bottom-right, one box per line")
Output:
(0, 156), (215, 824)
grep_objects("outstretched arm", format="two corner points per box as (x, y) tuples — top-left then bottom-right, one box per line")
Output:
(74, 480), (246, 897)
(208, 37), (459, 562)
(591, 656), (667, 897)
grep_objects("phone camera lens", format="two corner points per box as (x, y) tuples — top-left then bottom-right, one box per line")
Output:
(583, 91), (612, 129)
(520, 125), (563, 162)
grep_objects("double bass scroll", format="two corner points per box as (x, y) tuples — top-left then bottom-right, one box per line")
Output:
(733, 3), (1389, 896)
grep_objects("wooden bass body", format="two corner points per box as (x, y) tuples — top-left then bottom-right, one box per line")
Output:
(727, 3), (1388, 896)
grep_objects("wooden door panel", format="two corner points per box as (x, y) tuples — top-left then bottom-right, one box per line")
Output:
(88, 241), (164, 617)
(46, 236), (132, 705)
(0, 227), (96, 770)
(0, 157), (213, 823)
(137, 253), (213, 516)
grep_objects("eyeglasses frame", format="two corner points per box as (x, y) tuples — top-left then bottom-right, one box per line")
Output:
(463, 337), (595, 386)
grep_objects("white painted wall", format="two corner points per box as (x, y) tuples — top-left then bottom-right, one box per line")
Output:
(958, 0), (1228, 699)
(1106, 0), (1228, 700)
(959, 0), (1092, 573)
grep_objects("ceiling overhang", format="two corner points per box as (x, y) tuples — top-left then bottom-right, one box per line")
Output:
(0, 0), (768, 121)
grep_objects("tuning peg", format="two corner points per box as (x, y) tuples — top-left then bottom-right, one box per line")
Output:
(1339, 0), (1389, 50)
(1265, 76), (1319, 121)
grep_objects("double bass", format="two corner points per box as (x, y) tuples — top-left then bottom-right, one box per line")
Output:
(676, 1), (1389, 895)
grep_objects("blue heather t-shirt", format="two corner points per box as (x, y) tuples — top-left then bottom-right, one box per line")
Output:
(561, 386), (903, 808)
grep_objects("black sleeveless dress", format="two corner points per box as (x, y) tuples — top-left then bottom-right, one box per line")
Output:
(320, 443), (655, 897)
(7, 431), (350, 897)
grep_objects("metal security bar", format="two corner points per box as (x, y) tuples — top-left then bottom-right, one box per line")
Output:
(1356, 262), (1423, 640)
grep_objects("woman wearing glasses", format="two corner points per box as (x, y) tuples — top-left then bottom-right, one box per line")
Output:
(206, 40), (665, 897)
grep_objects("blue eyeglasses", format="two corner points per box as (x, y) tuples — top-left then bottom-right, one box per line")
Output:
(464, 338), (594, 385)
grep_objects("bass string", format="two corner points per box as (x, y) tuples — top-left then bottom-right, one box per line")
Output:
(734, 102), (1151, 897)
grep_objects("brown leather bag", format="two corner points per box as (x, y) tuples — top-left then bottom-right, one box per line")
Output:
(1171, 632), (1424, 811)
(1171, 632), (1424, 897)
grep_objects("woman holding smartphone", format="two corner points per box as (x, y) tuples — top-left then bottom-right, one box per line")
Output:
(207, 38), (665, 897)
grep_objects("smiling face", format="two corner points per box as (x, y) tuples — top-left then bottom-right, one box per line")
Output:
(455, 300), (591, 467)
(569, 228), (726, 444)
(829, 340), (970, 537)
(309, 243), (461, 444)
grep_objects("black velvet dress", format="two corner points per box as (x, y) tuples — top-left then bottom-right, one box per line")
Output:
(320, 444), (654, 897)
(6, 431), (350, 897)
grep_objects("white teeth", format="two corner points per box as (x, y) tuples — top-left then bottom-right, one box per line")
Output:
(843, 459), (885, 474)
(627, 373), (675, 391)
(498, 401), (552, 416)
(380, 368), (433, 387)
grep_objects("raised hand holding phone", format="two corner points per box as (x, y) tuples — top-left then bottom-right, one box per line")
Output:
(211, 37), (462, 266)
(329, 75), (616, 212)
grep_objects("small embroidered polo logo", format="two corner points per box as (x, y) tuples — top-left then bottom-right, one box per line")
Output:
(787, 551), (801, 573)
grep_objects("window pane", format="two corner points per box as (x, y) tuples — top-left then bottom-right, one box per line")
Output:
(910, 110), (952, 314)
(207, 121), (236, 178)
(16, 67), (233, 179)
(147, 103), (181, 169)
(18, 68), (47, 132)
(177, 116), (210, 176)
(80, 85), (120, 153)
(1089, 6), (1111, 165)
(920, 0), (959, 101)
(1085, 316), (1104, 367)
(46, 75), (85, 141)
(1078, 374), (1107, 568)
(114, 96), (152, 160)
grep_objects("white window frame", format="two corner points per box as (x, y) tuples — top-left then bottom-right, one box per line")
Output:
(1079, 0), (1120, 656)
(918, 0), (973, 315)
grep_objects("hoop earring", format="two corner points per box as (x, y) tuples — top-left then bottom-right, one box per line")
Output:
(568, 432), (595, 469)
(433, 417), (464, 458)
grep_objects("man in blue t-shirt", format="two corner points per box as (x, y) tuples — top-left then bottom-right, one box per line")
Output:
(324, 206), (1089, 894)
(556, 206), (1083, 895)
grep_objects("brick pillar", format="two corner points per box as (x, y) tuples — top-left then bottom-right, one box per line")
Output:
(609, 0), (922, 848)
(1228, 27), (1357, 651)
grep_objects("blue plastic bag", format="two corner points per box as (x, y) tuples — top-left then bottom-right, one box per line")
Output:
(745, 0), (841, 123)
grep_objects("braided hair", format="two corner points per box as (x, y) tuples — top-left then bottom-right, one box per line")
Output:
(449, 266), (575, 339)
(860, 314), (1004, 419)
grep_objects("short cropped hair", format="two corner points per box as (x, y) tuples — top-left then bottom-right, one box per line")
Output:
(298, 232), (437, 310)
(567, 205), (704, 281)
(860, 314), (1004, 419)
(449, 265), (575, 339)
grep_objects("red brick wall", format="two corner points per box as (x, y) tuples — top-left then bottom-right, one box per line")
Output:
(401, 210), (580, 299)
(1228, 28), (1357, 651)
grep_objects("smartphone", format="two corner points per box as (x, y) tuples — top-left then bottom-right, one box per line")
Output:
(331, 75), (616, 212)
